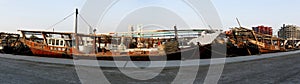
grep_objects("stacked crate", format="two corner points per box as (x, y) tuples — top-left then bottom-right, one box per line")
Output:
(252, 26), (273, 35)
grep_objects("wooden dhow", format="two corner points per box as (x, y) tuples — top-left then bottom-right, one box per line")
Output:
(18, 28), (223, 61)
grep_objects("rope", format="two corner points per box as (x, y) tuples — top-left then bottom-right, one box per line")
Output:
(79, 14), (93, 29)
(46, 12), (75, 30)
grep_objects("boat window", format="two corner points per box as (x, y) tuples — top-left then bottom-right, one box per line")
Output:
(60, 40), (64, 46)
(56, 40), (59, 45)
(49, 39), (53, 45)
(48, 39), (51, 45)
(51, 39), (55, 45)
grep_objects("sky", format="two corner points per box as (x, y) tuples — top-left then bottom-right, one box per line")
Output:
(0, 0), (299, 35)
(213, 0), (300, 34)
(0, 0), (85, 32)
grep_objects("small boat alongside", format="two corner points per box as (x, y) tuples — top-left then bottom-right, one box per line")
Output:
(0, 32), (21, 54)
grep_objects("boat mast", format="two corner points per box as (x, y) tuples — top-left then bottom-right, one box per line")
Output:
(75, 8), (79, 50)
(238, 18), (262, 54)
(236, 18), (242, 28)
(174, 26), (178, 40)
(75, 8), (78, 34)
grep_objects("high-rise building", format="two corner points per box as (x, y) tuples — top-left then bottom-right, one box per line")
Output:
(278, 24), (300, 40)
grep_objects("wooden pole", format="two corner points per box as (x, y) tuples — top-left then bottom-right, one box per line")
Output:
(174, 26), (178, 40)
(75, 8), (78, 34)
(236, 18), (242, 28)
(75, 8), (79, 50)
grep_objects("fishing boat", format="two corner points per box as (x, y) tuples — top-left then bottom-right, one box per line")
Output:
(226, 27), (285, 56)
(0, 32), (20, 54)
(284, 39), (300, 50)
(80, 28), (223, 61)
(18, 9), (223, 61)
(18, 28), (222, 61)
(18, 30), (74, 57)
(226, 18), (286, 56)
(250, 32), (286, 53)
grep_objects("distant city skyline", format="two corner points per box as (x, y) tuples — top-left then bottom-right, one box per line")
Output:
(0, 0), (299, 35)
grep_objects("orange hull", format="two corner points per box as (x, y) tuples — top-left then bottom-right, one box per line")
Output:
(22, 40), (70, 58)
(29, 47), (66, 58)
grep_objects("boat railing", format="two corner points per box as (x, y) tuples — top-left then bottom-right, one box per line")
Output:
(48, 45), (67, 52)
(24, 40), (67, 52)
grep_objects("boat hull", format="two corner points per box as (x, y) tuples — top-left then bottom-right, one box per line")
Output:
(22, 40), (70, 58)
(29, 47), (67, 58)
(22, 41), (213, 61)
(73, 45), (216, 61)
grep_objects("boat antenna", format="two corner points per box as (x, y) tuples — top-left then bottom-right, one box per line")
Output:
(236, 18), (242, 28)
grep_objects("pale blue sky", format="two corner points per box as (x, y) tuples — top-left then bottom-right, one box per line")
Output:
(213, 0), (300, 34)
(0, 0), (85, 32)
(0, 0), (299, 35)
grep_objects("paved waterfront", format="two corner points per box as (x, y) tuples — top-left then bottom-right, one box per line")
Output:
(1, 53), (300, 84)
